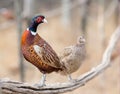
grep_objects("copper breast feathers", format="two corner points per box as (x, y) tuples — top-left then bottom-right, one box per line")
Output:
(21, 33), (62, 73)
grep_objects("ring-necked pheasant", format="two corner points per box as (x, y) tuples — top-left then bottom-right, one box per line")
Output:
(59, 36), (86, 80)
(21, 15), (62, 87)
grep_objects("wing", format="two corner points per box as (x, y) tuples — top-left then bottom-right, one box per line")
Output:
(60, 46), (73, 59)
(33, 44), (61, 68)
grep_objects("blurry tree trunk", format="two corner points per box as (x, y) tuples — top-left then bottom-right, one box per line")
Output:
(115, 1), (119, 26)
(80, 0), (91, 38)
(98, 0), (105, 49)
(14, 0), (25, 82)
(23, 0), (38, 26)
(119, 0), (120, 25)
(61, 0), (71, 26)
(118, 0), (120, 92)
(98, 0), (105, 89)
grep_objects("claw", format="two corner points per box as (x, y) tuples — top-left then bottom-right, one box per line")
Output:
(34, 83), (46, 88)
(68, 74), (77, 83)
(34, 74), (46, 88)
(68, 74), (72, 81)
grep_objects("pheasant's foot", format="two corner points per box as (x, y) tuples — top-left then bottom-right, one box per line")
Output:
(34, 73), (46, 88)
(67, 74), (77, 82)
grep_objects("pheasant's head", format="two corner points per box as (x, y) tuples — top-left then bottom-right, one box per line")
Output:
(29, 15), (47, 34)
(32, 15), (47, 25)
(77, 36), (86, 44)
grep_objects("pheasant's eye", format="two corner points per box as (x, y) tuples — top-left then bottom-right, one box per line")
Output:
(36, 17), (41, 23)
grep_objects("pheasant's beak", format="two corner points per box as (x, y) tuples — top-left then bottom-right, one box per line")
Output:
(42, 19), (48, 23)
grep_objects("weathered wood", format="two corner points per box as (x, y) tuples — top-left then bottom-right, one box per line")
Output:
(0, 27), (120, 94)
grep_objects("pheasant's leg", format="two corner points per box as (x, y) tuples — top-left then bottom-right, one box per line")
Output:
(34, 73), (46, 87)
(68, 74), (77, 82)
(40, 73), (46, 86)
(68, 74), (72, 81)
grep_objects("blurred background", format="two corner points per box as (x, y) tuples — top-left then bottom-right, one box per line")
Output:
(0, 0), (120, 94)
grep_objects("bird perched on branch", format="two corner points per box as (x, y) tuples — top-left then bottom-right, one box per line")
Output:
(59, 36), (86, 80)
(21, 15), (62, 87)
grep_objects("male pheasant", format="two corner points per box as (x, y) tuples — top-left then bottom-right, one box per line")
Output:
(59, 36), (86, 80)
(21, 15), (62, 86)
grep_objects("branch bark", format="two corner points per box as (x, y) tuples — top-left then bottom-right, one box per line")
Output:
(0, 26), (120, 94)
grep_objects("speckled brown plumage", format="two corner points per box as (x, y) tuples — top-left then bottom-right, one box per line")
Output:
(59, 36), (86, 75)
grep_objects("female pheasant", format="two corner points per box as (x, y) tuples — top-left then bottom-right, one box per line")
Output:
(59, 36), (86, 80)
(21, 15), (62, 87)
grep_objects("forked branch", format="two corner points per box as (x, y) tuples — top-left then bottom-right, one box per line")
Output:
(0, 27), (120, 94)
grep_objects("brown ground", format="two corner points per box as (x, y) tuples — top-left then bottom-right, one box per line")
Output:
(0, 15), (119, 94)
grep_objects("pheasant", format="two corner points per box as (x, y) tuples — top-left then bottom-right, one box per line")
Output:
(21, 15), (62, 87)
(59, 36), (86, 80)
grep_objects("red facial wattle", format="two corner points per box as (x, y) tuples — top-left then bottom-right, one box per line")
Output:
(36, 17), (42, 23)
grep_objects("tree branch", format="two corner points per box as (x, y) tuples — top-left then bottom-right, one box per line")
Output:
(0, 26), (120, 94)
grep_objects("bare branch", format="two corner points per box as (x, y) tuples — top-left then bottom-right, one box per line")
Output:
(0, 27), (120, 94)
